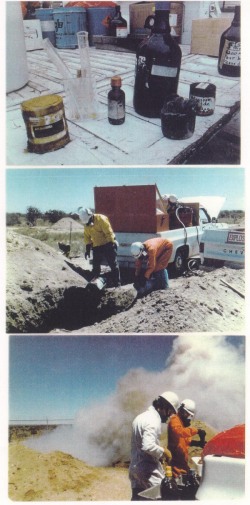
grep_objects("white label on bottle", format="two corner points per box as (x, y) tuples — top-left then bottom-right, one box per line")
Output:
(116, 27), (128, 38)
(151, 65), (178, 77)
(220, 40), (241, 67)
(169, 13), (177, 26)
(190, 95), (215, 114)
(196, 83), (210, 90)
(108, 100), (125, 120)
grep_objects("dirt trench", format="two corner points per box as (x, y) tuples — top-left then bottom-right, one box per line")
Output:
(6, 230), (245, 334)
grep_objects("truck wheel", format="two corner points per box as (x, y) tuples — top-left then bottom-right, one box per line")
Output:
(174, 250), (186, 275)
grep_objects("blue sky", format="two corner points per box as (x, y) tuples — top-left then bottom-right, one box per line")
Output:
(6, 167), (245, 213)
(9, 335), (176, 423)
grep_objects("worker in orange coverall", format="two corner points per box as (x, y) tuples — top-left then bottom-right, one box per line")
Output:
(168, 399), (206, 478)
(130, 237), (173, 296)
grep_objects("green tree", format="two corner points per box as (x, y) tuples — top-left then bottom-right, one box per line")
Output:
(26, 206), (42, 226)
(44, 209), (66, 224)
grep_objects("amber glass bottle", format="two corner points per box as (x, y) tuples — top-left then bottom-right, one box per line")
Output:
(160, 466), (180, 500)
(133, 1), (182, 118)
(109, 5), (128, 38)
(108, 76), (125, 125)
(218, 6), (240, 77)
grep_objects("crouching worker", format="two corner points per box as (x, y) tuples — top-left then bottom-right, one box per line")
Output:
(168, 399), (206, 478)
(78, 207), (121, 287)
(129, 391), (179, 501)
(130, 238), (173, 296)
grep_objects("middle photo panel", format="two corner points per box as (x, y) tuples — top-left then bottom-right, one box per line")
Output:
(6, 166), (245, 335)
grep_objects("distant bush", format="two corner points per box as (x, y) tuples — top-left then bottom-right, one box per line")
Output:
(6, 213), (21, 226)
(44, 210), (66, 224)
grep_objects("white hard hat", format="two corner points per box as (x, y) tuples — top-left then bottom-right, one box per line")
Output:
(131, 242), (144, 258)
(168, 194), (178, 204)
(78, 207), (93, 224)
(180, 398), (196, 417)
(159, 391), (179, 413)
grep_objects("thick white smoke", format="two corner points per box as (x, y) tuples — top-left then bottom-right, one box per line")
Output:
(24, 334), (245, 466)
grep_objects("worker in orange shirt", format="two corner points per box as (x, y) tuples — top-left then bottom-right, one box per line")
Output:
(167, 399), (206, 478)
(130, 237), (173, 296)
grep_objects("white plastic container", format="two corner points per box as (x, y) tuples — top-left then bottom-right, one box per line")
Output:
(196, 455), (245, 500)
(6, 2), (29, 93)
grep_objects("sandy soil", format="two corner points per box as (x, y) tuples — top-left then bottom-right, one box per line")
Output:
(73, 264), (245, 334)
(9, 443), (131, 501)
(9, 420), (215, 502)
(6, 228), (245, 334)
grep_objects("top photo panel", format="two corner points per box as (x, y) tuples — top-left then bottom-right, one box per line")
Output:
(6, 1), (240, 166)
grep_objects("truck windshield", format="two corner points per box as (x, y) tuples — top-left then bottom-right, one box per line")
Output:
(199, 208), (211, 224)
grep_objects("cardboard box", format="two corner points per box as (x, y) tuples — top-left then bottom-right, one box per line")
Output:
(129, 2), (155, 34)
(94, 184), (169, 233)
(191, 18), (232, 57)
(23, 20), (43, 51)
(129, 2), (184, 40)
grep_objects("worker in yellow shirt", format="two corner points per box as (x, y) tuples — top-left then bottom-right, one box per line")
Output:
(78, 207), (121, 287)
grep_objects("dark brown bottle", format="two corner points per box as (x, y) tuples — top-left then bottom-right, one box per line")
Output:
(160, 466), (180, 500)
(108, 76), (125, 125)
(218, 6), (240, 77)
(133, 1), (182, 118)
(182, 469), (200, 500)
(109, 5), (128, 38)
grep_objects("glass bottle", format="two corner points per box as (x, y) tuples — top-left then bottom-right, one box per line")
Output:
(161, 465), (180, 500)
(218, 6), (240, 77)
(109, 5), (128, 38)
(133, 1), (182, 118)
(108, 76), (125, 125)
(182, 469), (200, 500)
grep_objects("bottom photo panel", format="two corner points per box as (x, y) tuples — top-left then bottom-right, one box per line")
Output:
(9, 334), (245, 502)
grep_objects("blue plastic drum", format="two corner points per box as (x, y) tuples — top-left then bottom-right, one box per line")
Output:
(35, 8), (56, 46)
(53, 7), (87, 49)
(87, 7), (116, 46)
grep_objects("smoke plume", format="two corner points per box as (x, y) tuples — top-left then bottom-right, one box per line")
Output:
(24, 335), (245, 466)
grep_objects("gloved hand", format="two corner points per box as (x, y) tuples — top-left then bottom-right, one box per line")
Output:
(198, 429), (206, 448)
(198, 429), (206, 439)
(190, 440), (203, 447)
(133, 278), (140, 290)
(163, 448), (172, 464)
(85, 244), (91, 260)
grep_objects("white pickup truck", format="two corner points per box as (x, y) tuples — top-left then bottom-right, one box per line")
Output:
(94, 185), (228, 274)
(199, 227), (245, 265)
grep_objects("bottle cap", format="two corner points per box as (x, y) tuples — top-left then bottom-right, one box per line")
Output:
(165, 466), (173, 477)
(155, 1), (171, 10)
(111, 76), (122, 87)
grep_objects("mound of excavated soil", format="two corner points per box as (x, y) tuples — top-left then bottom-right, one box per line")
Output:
(70, 265), (245, 334)
(6, 230), (88, 333)
(9, 443), (131, 501)
(51, 217), (84, 231)
(7, 229), (245, 334)
(9, 419), (215, 501)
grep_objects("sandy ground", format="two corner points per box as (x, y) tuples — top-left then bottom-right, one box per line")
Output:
(9, 443), (131, 501)
(73, 263), (245, 334)
(9, 420), (215, 502)
(6, 228), (245, 334)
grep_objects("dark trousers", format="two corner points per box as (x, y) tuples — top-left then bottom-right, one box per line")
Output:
(92, 242), (120, 286)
